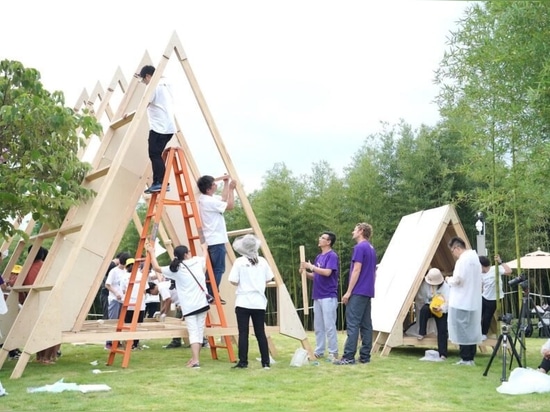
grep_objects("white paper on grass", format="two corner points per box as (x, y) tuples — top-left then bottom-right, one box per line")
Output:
(497, 368), (550, 395)
(290, 348), (309, 367)
(27, 378), (111, 393)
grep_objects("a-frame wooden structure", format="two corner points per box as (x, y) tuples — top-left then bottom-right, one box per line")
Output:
(371, 204), (494, 356)
(0, 32), (310, 378)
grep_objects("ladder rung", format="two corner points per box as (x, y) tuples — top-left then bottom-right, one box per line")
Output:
(85, 165), (110, 182)
(163, 200), (186, 206)
(110, 111), (135, 129)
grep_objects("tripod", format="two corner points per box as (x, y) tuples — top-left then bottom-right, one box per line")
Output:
(483, 322), (522, 381)
(511, 290), (550, 368)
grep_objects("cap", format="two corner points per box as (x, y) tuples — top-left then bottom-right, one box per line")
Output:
(125, 258), (135, 267)
(11, 264), (22, 274)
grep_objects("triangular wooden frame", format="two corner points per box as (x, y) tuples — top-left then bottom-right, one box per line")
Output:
(0, 32), (310, 378)
(371, 204), (494, 356)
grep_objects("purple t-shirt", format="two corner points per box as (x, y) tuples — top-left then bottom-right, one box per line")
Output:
(312, 250), (339, 300)
(349, 240), (376, 298)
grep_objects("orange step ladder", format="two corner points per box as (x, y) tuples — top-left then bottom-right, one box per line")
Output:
(107, 147), (236, 368)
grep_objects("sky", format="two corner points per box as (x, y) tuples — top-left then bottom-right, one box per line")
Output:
(2, 0), (471, 192)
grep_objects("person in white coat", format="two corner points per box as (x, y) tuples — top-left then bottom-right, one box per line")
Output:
(447, 236), (482, 366)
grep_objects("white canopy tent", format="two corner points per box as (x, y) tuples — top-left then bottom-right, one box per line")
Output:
(506, 249), (550, 270)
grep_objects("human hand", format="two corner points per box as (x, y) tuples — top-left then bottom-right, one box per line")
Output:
(229, 180), (237, 190)
(342, 292), (351, 305)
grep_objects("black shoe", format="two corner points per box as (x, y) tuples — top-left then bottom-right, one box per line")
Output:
(163, 341), (182, 349)
(232, 362), (248, 369)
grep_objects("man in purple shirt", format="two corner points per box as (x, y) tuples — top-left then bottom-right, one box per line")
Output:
(334, 223), (376, 365)
(302, 231), (340, 361)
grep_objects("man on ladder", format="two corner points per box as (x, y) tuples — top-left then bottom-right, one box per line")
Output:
(197, 174), (237, 303)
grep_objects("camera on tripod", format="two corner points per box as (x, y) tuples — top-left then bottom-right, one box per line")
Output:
(498, 313), (514, 325)
(508, 273), (528, 290)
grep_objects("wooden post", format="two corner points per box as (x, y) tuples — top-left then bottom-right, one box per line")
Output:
(299, 245), (308, 316)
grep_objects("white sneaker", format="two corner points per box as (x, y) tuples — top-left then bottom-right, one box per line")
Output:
(326, 354), (337, 363)
(455, 360), (475, 366)
(481, 334), (487, 341)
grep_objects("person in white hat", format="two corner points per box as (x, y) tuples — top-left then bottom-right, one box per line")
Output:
(415, 268), (450, 360)
(228, 234), (274, 369)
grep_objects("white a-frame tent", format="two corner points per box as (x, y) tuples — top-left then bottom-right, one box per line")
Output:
(371, 204), (492, 356)
(0, 32), (310, 378)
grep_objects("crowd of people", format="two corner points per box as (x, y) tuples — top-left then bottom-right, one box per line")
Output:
(2, 63), (548, 374)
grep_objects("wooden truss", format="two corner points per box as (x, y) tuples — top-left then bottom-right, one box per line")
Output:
(0, 32), (311, 378)
(371, 204), (496, 356)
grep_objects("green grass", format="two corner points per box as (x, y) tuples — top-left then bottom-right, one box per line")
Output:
(0, 332), (548, 411)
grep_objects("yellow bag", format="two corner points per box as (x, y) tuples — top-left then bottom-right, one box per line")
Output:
(429, 294), (445, 318)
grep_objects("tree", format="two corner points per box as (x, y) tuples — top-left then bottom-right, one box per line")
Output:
(0, 60), (101, 239)
(435, 1), (550, 259)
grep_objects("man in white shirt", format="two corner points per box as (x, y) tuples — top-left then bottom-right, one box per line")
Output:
(447, 236), (482, 366)
(139, 65), (176, 194)
(480, 254), (512, 340)
(104, 252), (131, 349)
(197, 175), (237, 300)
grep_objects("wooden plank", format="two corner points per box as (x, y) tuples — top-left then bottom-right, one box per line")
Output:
(29, 224), (83, 240)
(85, 165), (110, 182)
(110, 111), (135, 129)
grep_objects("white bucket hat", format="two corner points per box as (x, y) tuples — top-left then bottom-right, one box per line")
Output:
(232, 234), (261, 259)
(425, 268), (444, 285)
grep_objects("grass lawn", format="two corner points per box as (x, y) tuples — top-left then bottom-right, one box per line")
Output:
(0, 331), (548, 411)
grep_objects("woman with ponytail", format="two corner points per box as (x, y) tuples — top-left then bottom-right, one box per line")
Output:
(147, 244), (208, 368)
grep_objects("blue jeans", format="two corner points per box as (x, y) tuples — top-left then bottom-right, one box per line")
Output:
(342, 295), (372, 362)
(207, 244), (226, 295)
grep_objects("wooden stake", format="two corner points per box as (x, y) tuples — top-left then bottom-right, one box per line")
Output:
(299, 245), (309, 315)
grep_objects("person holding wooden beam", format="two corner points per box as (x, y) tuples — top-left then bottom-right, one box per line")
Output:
(197, 174), (237, 302)
(300, 231), (340, 362)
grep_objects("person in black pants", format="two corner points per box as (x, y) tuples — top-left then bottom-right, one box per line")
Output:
(416, 268), (450, 360)
(228, 235), (274, 369)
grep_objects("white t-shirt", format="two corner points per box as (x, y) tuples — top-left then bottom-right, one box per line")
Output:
(448, 249), (482, 311)
(105, 266), (126, 303)
(482, 265), (506, 300)
(228, 256), (274, 310)
(121, 270), (146, 311)
(198, 194), (228, 245)
(157, 280), (180, 306)
(161, 256), (208, 317)
(147, 76), (176, 134)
